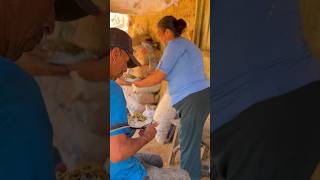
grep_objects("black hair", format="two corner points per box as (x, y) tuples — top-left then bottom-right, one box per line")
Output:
(157, 16), (187, 37)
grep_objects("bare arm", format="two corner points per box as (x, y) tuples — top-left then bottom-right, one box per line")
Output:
(115, 77), (131, 86)
(110, 123), (158, 163)
(133, 69), (166, 87)
(68, 57), (107, 81)
(110, 134), (148, 163)
(16, 52), (69, 76)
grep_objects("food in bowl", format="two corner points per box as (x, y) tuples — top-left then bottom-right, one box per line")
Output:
(128, 112), (152, 128)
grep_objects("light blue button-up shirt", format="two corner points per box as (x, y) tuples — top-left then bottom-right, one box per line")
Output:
(158, 37), (210, 105)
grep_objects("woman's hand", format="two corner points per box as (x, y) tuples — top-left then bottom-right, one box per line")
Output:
(68, 57), (107, 81)
(115, 78), (132, 86)
(133, 69), (166, 87)
(16, 52), (70, 76)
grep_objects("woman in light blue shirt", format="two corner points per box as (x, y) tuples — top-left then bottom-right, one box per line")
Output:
(134, 16), (210, 180)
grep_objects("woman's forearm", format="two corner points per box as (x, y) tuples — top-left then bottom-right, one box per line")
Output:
(134, 74), (160, 87)
(115, 77), (131, 86)
(133, 69), (166, 87)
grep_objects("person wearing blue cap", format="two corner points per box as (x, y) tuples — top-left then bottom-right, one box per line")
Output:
(109, 28), (190, 180)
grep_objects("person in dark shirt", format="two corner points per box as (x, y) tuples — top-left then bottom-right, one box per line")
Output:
(212, 0), (320, 179)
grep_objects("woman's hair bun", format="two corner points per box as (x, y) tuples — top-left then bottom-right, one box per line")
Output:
(175, 18), (187, 36)
(158, 16), (187, 37)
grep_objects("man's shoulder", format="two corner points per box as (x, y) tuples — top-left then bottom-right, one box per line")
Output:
(110, 80), (123, 95)
(110, 80), (120, 88)
(110, 80), (126, 106)
(0, 57), (36, 89)
(0, 57), (27, 78)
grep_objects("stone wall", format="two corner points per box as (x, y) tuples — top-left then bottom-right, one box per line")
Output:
(128, 0), (197, 42)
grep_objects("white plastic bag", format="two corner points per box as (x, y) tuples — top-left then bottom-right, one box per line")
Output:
(111, 0), (179, 15)
(133, 92), (159, 105)
(132, 83), (161, 93)
(34, 74), (107, 171)
(56, 121), (107, 170)
(121, 85), (145, 114)
(154, 91), (177, 144)
(142, 105), (156, 122)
